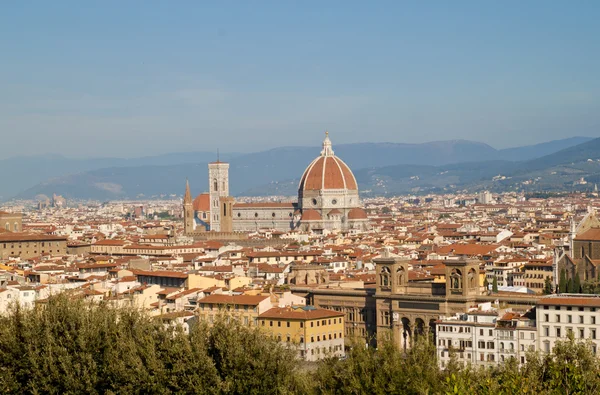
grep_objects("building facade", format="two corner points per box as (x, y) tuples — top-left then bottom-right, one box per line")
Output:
(0, 211), (22, 233)
(0, 233), (67, 259)
(258, 306), (345, 361)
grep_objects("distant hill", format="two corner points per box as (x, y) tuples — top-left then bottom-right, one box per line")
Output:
(247, 137), (600, 196)
(497, 136), (593, 162)
(8, 136), (596, 200)
(0, 151), (241, 200)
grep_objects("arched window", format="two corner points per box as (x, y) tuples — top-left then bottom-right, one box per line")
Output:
(468, 268), (477, 289)
(451, 269), (462, 290)
(396, 267), (405, 285)
(13, 223), (18, 232)
(380, 266), (391, 288)
(213, 179), (218, 191)
(5, 224), (9, 231)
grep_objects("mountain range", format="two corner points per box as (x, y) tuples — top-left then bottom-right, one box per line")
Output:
(3, 136), (597, 201)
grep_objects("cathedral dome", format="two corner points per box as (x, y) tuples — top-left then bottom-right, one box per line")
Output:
(298, 133), (358, 192)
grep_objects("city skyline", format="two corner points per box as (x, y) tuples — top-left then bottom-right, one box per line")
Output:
(1, 2), (600, 158)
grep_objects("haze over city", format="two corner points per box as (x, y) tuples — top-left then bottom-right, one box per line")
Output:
(2, 1), (600, 159)
(5, 3), (600, 394)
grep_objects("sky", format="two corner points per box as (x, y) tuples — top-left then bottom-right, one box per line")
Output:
(1, 1), (600, 159)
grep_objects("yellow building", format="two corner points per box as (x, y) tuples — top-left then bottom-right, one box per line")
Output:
(258, 306), (345, 361)
(196, 294), (272, 327)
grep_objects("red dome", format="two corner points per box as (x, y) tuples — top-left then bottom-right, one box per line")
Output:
(193, 193), (210, 211)
(299, 156), (358, 191)
(348, 208), (368, 220)
(301, 209), (322, 221)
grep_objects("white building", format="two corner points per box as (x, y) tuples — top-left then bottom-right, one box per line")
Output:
(536, 294), (600, 355)
(436, 304), (536, 368)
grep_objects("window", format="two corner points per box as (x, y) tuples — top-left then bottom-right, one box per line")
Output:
(544, 314), (549, 322)
(300, 322), (304, 328)
(593, 329), (597, 340)
(479, 329), (483, 336)
(556, 315), (561, 323)
(593, 317), (597, 325)
(286, 322), (290, 327)
(579, 328), (585, 339)
(270, 321), (273, 327)
(568, 315), (572, 323)
(556, 328), (561, 337)
(580, 316), (584, 324)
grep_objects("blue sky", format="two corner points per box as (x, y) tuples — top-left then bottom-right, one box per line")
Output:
(1, 1), (599, 159)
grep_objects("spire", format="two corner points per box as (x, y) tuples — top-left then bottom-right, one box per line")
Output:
(184, 179), (192, 204)
(321, 130), (334, 157)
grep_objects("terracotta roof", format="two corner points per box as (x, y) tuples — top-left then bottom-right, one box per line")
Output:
(299, 155), (358, 191)
(348, 207), (368, 220)
(193, 193), (210, 212)
(538, 296), (600, 307)
(575, 228), (600, 241)
(93, 239), (126, 246)
(0, 233), (67, 242)
(301, 209), (322, 221)
(436, 244), (499, 256)
(133, 270), (188, 279)
(198, 294), (270, 306)
(259, 306), (344, 320)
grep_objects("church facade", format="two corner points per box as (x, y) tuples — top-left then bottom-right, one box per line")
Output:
(183, 133), (369, 235)
(555, 211), (600, 290)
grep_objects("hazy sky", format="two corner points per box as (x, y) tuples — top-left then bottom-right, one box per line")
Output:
(1, 1), (599, 159)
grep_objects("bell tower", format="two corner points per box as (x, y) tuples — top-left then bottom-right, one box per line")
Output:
(445, 259), (481, 297)
(183, 179), (195, 235)
(208, 160), (230, 232)
(374, 251), (410, 295)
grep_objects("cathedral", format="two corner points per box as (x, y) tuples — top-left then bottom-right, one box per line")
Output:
(183, 133), (369, 235)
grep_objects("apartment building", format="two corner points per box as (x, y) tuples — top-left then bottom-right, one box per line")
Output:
(196, 294), (272, 327)
(536, 294), (600, 355)
(436, 306), (536, 368)
(258, 306), (345, 361)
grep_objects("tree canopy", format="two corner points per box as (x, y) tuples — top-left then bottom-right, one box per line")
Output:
(1, 296), (600, 394)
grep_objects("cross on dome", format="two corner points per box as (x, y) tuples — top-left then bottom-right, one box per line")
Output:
(321, 130), (334, 157)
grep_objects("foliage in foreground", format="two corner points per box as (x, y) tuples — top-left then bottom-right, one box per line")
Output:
(0, 296), (306, 394)
(2, 296), (600, 394)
